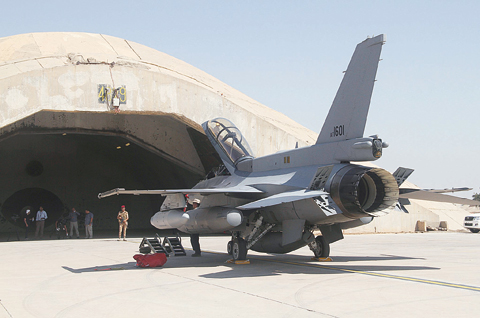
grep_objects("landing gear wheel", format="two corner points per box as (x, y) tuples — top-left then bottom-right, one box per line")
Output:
(232, 238), (247, 261)
(227, 240), (233, 255)
(470, 229), (480, 233)
(313, 236), (330, 258)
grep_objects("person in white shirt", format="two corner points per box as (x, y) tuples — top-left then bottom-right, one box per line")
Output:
(35, 206), (48, 239)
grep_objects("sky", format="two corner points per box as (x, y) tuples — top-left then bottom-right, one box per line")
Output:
(1, 1), (479, 199)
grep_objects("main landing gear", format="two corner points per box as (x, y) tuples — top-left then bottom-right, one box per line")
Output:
(227, 236), (248, 261)
(227, 233), (330, 261)
(231, 238), (247, 261)
(308, 235), (330, 258)
(227, 215), (275, 262)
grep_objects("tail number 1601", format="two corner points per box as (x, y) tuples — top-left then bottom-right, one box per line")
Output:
(330, 125), (345, 137)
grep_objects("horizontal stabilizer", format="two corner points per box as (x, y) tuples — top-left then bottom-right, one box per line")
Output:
(422, 187), (472, 194)
(236, 189), (327, 210)
(98, 187), (264, 199)
(399, 189), (480, 206)
(393, 167), (414, 186)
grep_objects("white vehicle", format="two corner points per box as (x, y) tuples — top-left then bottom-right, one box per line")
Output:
(464, 214), (480, 233)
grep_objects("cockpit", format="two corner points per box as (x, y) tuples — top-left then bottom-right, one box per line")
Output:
(205, 118), (254, 166)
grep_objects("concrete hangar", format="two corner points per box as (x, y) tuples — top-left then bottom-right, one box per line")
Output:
(0, 32), (469, 234)
(0, 32), (318, 232)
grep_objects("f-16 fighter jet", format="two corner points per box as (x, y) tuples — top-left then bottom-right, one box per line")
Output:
(99, 35), (478, 261)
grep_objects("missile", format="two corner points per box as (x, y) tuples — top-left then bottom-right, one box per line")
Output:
(150, 210), (190, 229)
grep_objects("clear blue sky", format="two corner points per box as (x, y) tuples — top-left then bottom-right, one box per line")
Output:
(2, 1), (479, 198)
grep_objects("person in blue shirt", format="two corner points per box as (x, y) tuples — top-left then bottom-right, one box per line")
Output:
(35, 206), (48, 239)
(68, 208), (80, 239)
(84, 210), (94, 239)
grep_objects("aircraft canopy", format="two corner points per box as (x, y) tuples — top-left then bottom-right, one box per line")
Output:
(206, 118), (254, 164)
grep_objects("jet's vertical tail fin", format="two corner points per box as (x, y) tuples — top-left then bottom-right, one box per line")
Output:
(316, 34), (385, 144)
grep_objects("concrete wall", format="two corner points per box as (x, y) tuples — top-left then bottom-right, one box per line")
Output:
(0, 33), (317, 157)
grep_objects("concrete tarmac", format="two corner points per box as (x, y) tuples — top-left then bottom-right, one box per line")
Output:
(0, 232), (479, 318)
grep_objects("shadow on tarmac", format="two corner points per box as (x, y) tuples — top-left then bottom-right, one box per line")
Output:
(60, 248), (438, 279)
(198, 253), (439, 279)
(62, 262), (140, 273)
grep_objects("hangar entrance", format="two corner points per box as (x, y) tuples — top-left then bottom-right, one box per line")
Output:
(2, 188), (64, 229)
(0, 111), (221, 231)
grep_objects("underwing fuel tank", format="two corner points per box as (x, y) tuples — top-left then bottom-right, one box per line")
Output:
(151, 207), (244, 234)
(150, 210), (190, 229)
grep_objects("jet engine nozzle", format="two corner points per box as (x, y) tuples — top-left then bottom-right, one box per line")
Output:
(328, 165), (399, 218)
(150, 210), (190, 229)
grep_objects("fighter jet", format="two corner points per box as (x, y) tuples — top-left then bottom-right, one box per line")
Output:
(99, 34), (478, 261)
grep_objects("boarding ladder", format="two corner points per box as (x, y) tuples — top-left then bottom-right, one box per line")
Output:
(139, 234), (169, 255)
(163, 235), (187, 256)
(139, 234), (186, 256)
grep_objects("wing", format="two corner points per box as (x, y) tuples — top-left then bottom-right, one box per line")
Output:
(399, 188), (479, 206)
(98, 187), (264, 199)
(236, 189), (327, 210)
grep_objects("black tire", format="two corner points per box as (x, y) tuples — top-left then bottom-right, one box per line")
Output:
(469, 229), (480, 233)
(139, 246), (151, 254)
(313, 236), (330, 258)
(227, 240), (233, 255)
(232, 238), (247, 261)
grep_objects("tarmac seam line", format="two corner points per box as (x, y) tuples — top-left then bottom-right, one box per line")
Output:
(254, 258), (480, 293)
(0, 299), (13, 318)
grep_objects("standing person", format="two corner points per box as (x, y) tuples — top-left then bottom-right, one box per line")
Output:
(68, 208), (80, 239)
(117, 205), (129, 241)
(190, 199), (201, 257)
(35, 206), (48, 239)
(84, 210), (94, 239)
(23, 209), (34, 239)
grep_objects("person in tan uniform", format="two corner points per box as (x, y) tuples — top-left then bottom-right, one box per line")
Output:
(117, 205), (129, 241)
